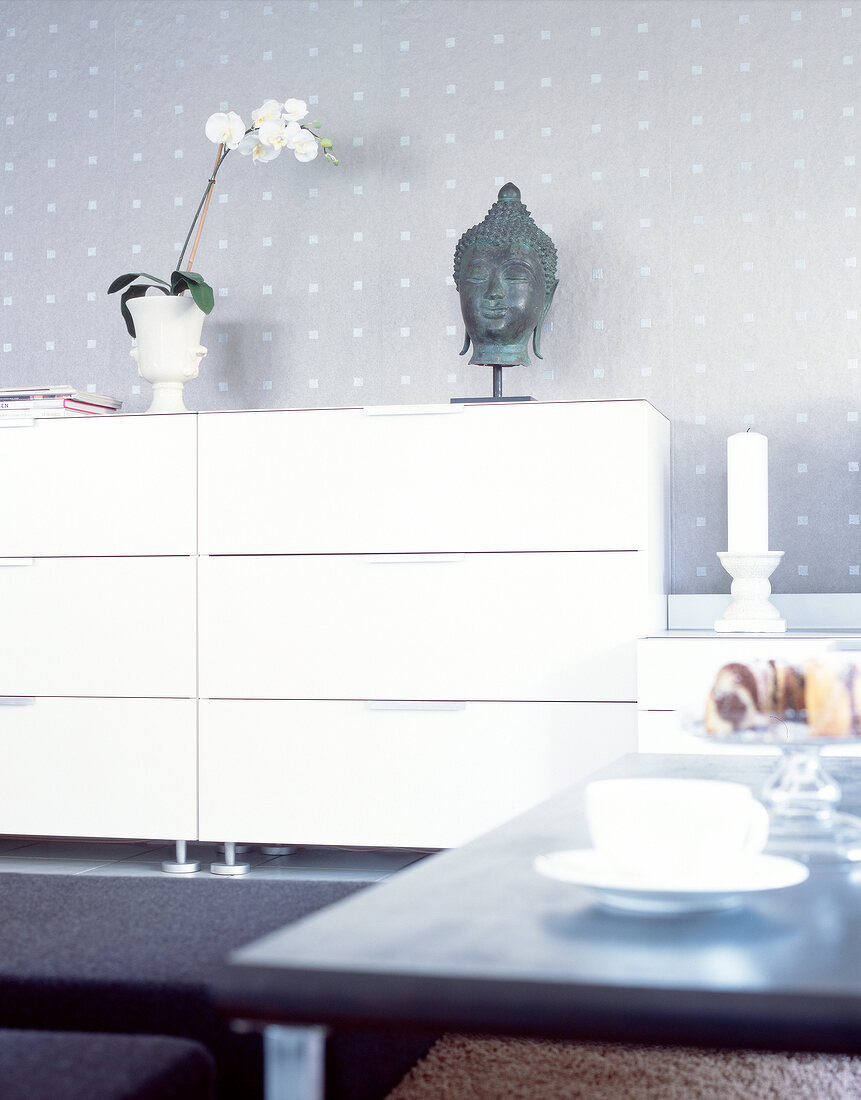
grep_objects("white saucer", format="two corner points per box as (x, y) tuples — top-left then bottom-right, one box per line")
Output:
(533, 849), (809, 915)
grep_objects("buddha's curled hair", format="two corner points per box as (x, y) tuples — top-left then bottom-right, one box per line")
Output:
(453, 182), (558, 298)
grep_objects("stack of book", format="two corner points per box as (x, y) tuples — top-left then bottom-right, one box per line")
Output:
(0, 386), (122, 418)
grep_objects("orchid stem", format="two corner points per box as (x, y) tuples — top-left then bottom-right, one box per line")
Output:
(177, 143), (228, 275)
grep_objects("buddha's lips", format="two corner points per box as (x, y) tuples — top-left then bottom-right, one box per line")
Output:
(480, 306), (507, 317)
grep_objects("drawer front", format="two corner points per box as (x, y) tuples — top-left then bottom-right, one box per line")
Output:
(637, 636), (861, 713)
(636, 710), (861, 759)
(0, 697), (197, 839)
(199, 699), (637, 847)
(198, 402), (668, 554)
(199, 552), (655, 702)
(0, 414), (196, 555)
(0, 557), (196, 697)
(637, 710), (781, 757)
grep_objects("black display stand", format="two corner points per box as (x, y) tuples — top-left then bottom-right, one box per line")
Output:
(451, 365), (534, 404)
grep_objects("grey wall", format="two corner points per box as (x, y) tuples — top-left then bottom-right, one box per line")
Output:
(1, 0), (858, 594)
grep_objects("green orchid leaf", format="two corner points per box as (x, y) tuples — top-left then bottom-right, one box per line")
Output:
(171, 270), (215, 314)
(188, 280), (215, 315)
(119, 283), (169, 338)
(108, 272), (170, 295)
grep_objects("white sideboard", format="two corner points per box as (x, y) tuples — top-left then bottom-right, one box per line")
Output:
(0, 399), (670, 850)
(0, 414), (198, 840)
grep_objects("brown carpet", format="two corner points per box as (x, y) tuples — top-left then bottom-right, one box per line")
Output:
(384, 1034), (861, 1099)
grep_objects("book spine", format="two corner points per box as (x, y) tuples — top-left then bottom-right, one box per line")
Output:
(62, 400), (116, 414)
(0, 393), (119, 409)
(0, 399), (65, 410)
(0, 407), (108, 418)
(0, 390), (76, 400)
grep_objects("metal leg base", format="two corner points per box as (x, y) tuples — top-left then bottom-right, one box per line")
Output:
(211, 841), (250, 876)
(210, 860), (251, 876)
(260, 846), (299, 856)
(162, 840), (200, 874)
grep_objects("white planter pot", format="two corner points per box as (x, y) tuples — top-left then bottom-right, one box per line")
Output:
(127, 295), (207, 413)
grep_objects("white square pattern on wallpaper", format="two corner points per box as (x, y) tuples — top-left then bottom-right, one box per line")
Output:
(0, 0), (858, 594)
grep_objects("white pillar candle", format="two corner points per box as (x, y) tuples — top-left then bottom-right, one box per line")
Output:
(727, 430), (769, 553)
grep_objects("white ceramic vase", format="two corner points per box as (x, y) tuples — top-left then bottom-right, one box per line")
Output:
(127, 295), (207, 413)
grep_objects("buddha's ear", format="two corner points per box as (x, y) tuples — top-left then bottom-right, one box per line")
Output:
(533, 279), (559, 359)
(544, 278), (559, 316)
(459, 331), (471, 357)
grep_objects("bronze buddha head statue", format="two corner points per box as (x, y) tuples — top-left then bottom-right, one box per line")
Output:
(453, 183), (558, 368)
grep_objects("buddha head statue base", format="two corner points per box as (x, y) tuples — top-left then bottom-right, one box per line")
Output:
(453, 183), (558, 373)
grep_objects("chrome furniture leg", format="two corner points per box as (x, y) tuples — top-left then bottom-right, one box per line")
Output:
(161, 839), (201, 874)
(211, 840), (250, 875)
(264, 1025), (326, 1100)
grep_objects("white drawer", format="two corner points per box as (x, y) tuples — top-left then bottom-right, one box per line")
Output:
(199, 699), (636, 847)
(0, 697), (197, 839)
(637, 710), (861, 759)
(637, 710), (781, 757)
(199, 552), (658, 702)
(198, 401), (669, 554)
(0, 557), (196, 697)
(0, 414), (196, 556)
(637, 634), (861, 713)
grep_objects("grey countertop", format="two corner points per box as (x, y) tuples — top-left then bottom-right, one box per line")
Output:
(211, 753), (861, 1053)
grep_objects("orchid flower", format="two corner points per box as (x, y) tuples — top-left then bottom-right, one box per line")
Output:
(251, 98), (284, 128)
(203, 110), (245, 149)
(258, 118), (302, 151)
(239, 130), (283, 162)
(290, 130), (320, 162)
(283, 98), (309, 122)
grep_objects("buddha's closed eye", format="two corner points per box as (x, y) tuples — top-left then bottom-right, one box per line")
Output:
(502, 263), (534, 281)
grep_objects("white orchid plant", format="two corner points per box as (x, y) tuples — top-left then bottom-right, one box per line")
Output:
(109, 97), (337, 337)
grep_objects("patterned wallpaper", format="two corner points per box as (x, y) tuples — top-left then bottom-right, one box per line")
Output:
(1, 0), (859, 594)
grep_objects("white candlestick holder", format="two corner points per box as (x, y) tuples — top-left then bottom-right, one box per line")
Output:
(714, 551), (786, 633)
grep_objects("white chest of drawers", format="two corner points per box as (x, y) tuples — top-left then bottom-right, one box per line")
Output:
(0, 399), (669, 850)
(196, 399), (669, 847)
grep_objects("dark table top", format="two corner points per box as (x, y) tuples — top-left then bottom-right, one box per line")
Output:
(211, 753), (861, 1054)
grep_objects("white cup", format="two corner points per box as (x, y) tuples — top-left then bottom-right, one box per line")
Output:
(585, 778), (770, 883)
